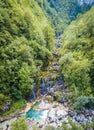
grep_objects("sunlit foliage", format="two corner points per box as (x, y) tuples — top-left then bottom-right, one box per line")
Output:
(0, 0), (54, 109)
(59, 7), (94, 96)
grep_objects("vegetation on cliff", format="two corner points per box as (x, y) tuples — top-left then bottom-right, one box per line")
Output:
(59, 7), (94, 101)
(0, 0), (94, 119)
(0, 0), (55, 112)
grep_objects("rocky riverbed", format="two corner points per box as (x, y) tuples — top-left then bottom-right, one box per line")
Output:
(0, 46), (94, 130)
(26, 100), (69, 130)
(0, 98), (94, 130)
(26, 99), (94, 130)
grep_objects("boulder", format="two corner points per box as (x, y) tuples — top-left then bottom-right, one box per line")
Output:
(57, 110), (67, 117)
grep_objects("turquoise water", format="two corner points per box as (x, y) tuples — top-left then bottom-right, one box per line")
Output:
(26, 109), (43, 120)
(26, 101), (43, 120)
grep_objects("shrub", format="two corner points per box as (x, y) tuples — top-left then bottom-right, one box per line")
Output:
(73, 96), (94, 111)
(11, 118), (28, 130)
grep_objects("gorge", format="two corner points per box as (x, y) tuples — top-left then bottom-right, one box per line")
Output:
(0, 0), (94, 130)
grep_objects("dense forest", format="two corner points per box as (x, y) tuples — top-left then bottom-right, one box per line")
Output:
(37, 0), (94, 35)
(59, 6), (94, 109)
(0, 0), (94, 130)
(0, 0), (55, 110)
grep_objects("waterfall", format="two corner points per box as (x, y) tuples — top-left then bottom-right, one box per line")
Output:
(40, 78), (47, 94)
(41, 78), (45, 90)
(31, 88), (36, 100)
(40, 78), (53, 94)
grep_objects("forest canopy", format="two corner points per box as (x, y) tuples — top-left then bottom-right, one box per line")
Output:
(0, 0), (94, 115)
(0, 0), (55, 110)
(59, 6), (94, 97)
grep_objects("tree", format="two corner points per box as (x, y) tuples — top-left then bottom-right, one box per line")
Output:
(59, 7), (94, 96)
(43, 25), (55, 52)
(11, 118), (28, 130)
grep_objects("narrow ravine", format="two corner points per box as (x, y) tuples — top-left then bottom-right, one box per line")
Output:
(25, 36), (94, 129)
(0, 36), (94, 130)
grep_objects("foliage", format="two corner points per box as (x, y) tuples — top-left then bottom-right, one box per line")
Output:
(0, 0), (94, 117)
(2, 99), (26, 116)
(44, 119), (94, 130)
(73, 96), (94, 111)
(43, 25), (55, 52)
(0, 94), (11, 113)
(39, 0), (93, 35)
(45, 126), (55, 130)
(59, 7), (94, 96)
(11, 118), (28, 130)
(11, 118), (94, 130)
(0, 0), (54, 110)
(61, 119), (94, 130)
(61, 119), (84, 130)
(32, 125), (40, 130)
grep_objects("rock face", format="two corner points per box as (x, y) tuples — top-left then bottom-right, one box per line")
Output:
(77, 0), (94, 5)
(1, 102), (11, 112)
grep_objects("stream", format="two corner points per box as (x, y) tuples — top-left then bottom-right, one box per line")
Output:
(0, 37), (94, 130)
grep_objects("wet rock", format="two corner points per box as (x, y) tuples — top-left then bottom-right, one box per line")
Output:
(60, 97), (67, 104)
(85, 115), (92, 121)
(58, 116), (63, 121)
(5, 124), (9, 130)
(49, 120), (54, 124)
(52, 62), (59, 67)
(31, 89), (36, 100)
(48, 109), (56, 119)
(2, 102), (11, 112)
(39, 124), (43, 128)
(91, 110), (94, 115)
(68, 110), (75, 117)
(56, 110), (67, 117)
(53, 105), (58, 108)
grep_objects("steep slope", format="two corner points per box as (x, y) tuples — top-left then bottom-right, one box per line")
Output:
(0, 0), (55, 110)
(40, 0), (77, 35)
(59, 6), (94, 97)
(0, 0), (94, 115)
(44, 0), (94, 35)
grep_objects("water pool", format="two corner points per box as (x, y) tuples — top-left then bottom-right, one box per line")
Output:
(26, 109), (43, 120)
(26, 101), (44, 120)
